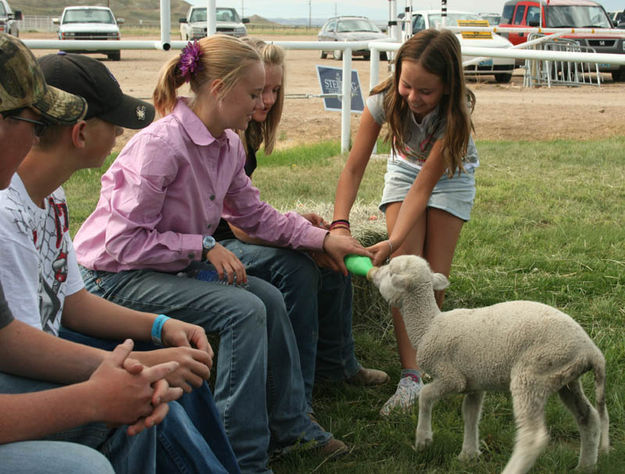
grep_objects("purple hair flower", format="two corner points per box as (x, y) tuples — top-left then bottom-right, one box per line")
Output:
(178, 40), (203, 82)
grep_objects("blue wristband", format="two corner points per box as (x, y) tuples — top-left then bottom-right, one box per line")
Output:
(151, 314), (170, 346)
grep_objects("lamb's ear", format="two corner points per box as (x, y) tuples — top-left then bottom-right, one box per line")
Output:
(431, 272), (450, 291)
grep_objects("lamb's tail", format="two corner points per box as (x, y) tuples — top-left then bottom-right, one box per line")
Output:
(592, 350), (610, 452)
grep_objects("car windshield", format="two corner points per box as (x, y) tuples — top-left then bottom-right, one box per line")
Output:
(336, 18), (379, 33)
(427, 12), (481, 28)
(63, 9), (115, 24)
(546, 6), (611, 28)
(190, 8), (240, 23)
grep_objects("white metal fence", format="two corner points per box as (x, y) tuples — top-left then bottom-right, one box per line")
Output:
(16, 16), (56, 33)
(523, 33), (601, 87)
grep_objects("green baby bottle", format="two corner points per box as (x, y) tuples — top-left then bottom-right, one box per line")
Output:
(344, 255), (377, 280)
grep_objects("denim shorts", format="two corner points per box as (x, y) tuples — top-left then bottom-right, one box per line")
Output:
(379, 159), (476, 221)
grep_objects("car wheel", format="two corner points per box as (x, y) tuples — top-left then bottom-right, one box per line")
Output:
(495, 73), (512, 84)
(320, 50), (327, 59)
(108, 51), (121, 61)
(333, 49), (343, 60)
(611, 69), (625, 82)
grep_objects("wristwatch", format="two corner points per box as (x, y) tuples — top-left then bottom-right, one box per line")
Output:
(202, 235), (216, 259)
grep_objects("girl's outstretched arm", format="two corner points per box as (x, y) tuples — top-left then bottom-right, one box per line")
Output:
(332, 107), (382, 233)
(368, 139), (446, 266)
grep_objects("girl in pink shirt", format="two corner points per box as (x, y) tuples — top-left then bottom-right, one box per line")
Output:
(74, 35), (365, 473)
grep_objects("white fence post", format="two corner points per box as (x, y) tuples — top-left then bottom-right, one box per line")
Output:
(206, 0), (216, 36)
(160, 0), (171, 50)
(341, 48), (352, 153)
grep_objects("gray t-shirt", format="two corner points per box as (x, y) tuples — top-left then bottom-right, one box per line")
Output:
(366, 92), (479, 171)
(0, 282), (15, 330)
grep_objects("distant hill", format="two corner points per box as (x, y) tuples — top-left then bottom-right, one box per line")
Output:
(10, 0), (190, 24)
(247, 15), (281, 26)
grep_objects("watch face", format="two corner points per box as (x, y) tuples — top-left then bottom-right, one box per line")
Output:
(203, 235), (216, 250)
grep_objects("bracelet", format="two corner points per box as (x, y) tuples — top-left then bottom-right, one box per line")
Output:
(329, 219), (350, 231)
(330, 219), (350, 228)
(387, 240), (393, 254)
(151, 314), (170, 346)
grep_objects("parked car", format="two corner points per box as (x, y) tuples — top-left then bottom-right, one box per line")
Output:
(53, 6), (123, 61)
(499, 0), (625, 81)
(179, 6), (248, 40)
(0, 0), (21, 37)
(409, 10), (516, 83)
(318, 16), (388, 60)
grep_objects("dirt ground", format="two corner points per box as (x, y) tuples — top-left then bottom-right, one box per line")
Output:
(24, 33), (625, 152)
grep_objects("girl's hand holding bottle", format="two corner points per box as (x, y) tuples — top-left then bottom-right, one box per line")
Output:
(367, 239), (395, 267)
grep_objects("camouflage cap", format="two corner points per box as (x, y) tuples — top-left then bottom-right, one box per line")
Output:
(0, 33), (86, 124)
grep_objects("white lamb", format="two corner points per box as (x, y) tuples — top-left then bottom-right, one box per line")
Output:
(370, 255), (609, 474)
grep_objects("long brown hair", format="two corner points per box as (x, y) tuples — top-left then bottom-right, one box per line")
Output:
(240, 38), (285, 155)
(371, 29), (475, 176)
(153, 35), (261, 117)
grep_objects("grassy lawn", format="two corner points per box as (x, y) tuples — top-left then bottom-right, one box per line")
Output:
(65, 137), (625, 473)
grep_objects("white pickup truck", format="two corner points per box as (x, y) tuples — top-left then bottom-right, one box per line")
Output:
(179, 6), (248, 41)
(54, 6), (124, 61)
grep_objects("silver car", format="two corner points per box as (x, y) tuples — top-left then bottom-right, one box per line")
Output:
(318, 16), (387, 60)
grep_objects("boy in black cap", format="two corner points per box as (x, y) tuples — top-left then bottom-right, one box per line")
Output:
(0, 50), (239, 473)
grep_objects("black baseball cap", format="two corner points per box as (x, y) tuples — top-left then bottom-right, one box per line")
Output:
(37, 52), (155, 129)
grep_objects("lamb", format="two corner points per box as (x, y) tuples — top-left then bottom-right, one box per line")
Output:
(370, 255), (609, 474)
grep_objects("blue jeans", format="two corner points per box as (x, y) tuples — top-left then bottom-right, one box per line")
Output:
(220, 240), (361, 410)
(59, 328), (240, 474)
(80, 265), (331, 473)
(0, 371), (234, 473)
(0, 441), (114, 474)
(0, 372), (159, 473)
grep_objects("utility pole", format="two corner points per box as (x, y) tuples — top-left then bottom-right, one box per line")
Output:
(308, 0), (311, 30)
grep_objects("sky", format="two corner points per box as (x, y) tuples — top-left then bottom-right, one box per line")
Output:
(186, 1), (624, 20)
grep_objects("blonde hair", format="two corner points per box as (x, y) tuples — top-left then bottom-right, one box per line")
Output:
(240, 38), (285, 155)
(371, 29), (475, 177)
(153, 35), (261, 117)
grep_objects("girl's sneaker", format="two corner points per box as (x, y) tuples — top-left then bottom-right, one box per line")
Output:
(379, 375), (423, 416)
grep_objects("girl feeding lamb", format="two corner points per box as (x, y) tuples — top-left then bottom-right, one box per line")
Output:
(331, 28), (478, 415)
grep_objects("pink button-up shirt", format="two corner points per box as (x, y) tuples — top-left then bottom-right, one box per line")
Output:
(73, 98), (327, 273)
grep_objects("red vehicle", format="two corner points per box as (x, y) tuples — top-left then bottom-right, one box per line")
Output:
(499, 0), (625, 81)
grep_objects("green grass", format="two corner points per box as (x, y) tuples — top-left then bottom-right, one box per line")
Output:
(65, 136), (625, 473)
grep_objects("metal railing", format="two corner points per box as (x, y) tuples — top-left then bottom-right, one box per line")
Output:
(16, 16), (56, 33)
(523, 33), (600, 87)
